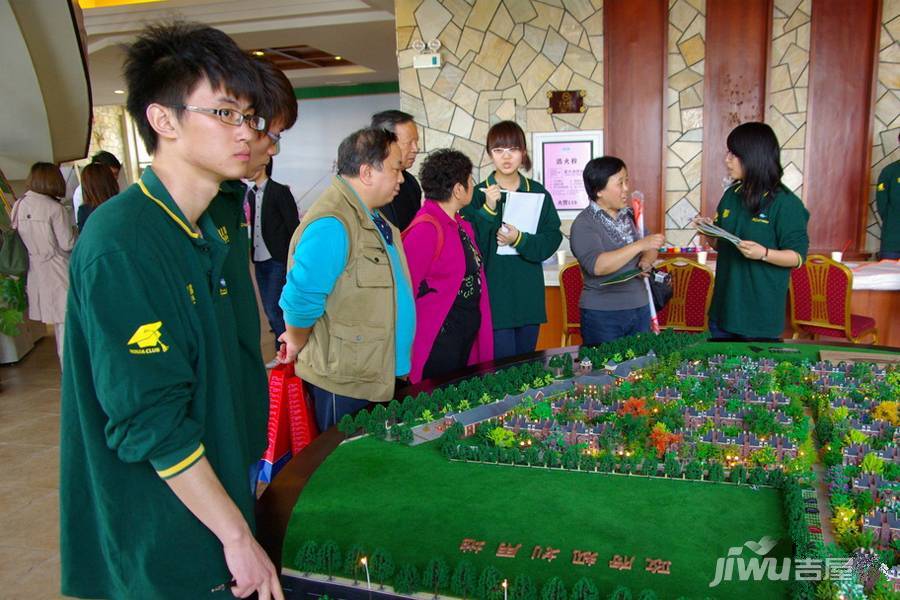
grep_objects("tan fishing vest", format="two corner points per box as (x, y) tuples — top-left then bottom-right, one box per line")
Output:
(286, 176), (411, 402)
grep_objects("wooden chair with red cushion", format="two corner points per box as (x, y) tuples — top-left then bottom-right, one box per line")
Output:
(788, 254), (878, 344)
(655, 258), (714, 332)
(558, 261), (584, 346)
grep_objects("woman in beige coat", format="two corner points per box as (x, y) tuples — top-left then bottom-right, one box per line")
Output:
(11, 162), (76, 361)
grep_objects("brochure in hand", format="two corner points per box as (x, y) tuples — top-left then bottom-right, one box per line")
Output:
(695, 221), (742, 246)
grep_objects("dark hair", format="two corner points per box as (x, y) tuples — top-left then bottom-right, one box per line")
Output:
(123, 22), (262, 154)
(91, 150), (121, 170)
(265, 157), (273, 178)
(336, 128), (398, 176)
(253, 57), (297, 131)
(583, 156), (627, 202)
(419, 149), (473, 202)
(81, 163), (119, 208)
(486, 120), (532, 171)
(26, 162), (65, 199)
(370, 110), (415, 133)
(726, 122), (784, 214)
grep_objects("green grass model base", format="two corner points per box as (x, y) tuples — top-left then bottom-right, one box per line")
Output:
(283, 437), (791, 599)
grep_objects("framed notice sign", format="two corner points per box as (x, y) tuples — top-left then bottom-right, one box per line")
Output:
(531, 130), (603, 217)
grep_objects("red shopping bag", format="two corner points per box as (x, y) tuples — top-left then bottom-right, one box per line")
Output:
(256, 364), (319, 484)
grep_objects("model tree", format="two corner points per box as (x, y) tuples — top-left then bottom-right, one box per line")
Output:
(421, 556), (450, 597)
(730, 464), (747, 484)
(354, 410), (371, 432)
(511, 574), (537, 600)
(748, 466), (767, 485)
(295, 540), (319, 575)
(664, 453), (682, 478)
(344, 544), (366, 583)
(451, 559), (477, 600)
(387, 399), (402, 423)
(641, 456), (658, 476)
(394, 563), (419, 595)
(477, 566), (505, 600)
(706, 461), (725, 483)
(371, 403), (388, 426)
(570, 577), (599, 600)
(318, 540), (342, 580)
(541, 576), (568, 600)
(370, 547), (394, 589)
(608, 585), (632, 600)
(338, 413), (357, 436)
(684, 460), (703, 480)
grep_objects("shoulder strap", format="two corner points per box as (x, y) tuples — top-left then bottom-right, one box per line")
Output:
(401, 213), (444, 261)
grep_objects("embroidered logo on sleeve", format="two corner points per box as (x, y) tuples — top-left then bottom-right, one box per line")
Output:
(722, 209), (730, 219)
(878, 182), (886, 191)
(217, 225), (230, 243)
(127, 322), (169, 354)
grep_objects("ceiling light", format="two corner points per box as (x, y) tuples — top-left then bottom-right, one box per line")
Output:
(113, 89), (125, 94)
(252, 50), (265, 57)
(334, 56), (342, 61)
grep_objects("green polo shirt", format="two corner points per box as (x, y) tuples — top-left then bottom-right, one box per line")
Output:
(207, 180), (269, 465)
(60, 168), (266, 599)
(461, 172), (562, 329)
(876, 159), (900, 254)
(708, 183), (809, 338)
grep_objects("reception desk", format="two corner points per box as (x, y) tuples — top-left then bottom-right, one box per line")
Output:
(537, 259), (900, 348)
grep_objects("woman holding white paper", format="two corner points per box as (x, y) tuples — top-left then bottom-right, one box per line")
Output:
(569, 156), (664, 344)
(461, 120), (562, 359)
(693, 122), (809, 339)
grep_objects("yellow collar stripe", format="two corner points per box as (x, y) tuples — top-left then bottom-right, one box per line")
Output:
(137, 180), (200, 239)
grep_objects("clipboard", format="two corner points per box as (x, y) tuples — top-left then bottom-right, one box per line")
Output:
(497, 191), (544, 256)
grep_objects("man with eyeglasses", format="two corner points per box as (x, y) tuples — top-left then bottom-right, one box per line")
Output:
(60, 22), (284, 600)
(278, 127), (415, 432)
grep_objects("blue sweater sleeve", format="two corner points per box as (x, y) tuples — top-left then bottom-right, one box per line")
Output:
(279, 217), (348, 327)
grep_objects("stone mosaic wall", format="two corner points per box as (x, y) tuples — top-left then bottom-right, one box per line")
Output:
(664, 0), (706, 247)
(396, 0), (604, 182)
(767, 0), (809, 201)
(868, 0), (900, 252)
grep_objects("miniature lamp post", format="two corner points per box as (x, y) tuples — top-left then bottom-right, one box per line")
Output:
(361, 556), (371, 590)
(502, 578), (508, 600)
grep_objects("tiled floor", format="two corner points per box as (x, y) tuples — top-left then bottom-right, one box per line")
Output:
(0, 317), (276, 599)
(0, 331), (63, 599)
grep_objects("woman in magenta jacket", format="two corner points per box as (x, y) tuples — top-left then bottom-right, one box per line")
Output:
(402, 149), (493, 383)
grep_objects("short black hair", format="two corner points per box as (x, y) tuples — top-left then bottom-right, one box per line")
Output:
(91, 150), (121, 170)
(370, 110), (415, 133)
(123, 21), (262, 154)
(253, 57), (297, 131)
(486, 120), (532, 171)
(726, 122), (783, 214)
(336, 128), (398, 177)
(265, 157), (273, 178)
(419, 149), (473, 202)
(583, 156), (627, 202)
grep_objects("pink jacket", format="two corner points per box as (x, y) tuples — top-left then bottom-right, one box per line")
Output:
(402, 200), (493, 383)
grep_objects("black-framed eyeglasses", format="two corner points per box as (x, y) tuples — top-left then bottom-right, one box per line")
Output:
(172, 105), (266, 132)
(266, 130), (281, 155)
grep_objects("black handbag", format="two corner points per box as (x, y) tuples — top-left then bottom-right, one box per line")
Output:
(648, 268), (673, 312)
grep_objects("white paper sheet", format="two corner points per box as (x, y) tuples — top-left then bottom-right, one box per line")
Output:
(497, 191), (544, 256)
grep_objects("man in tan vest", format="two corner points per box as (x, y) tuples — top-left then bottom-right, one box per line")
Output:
(278, 128), (416, 432)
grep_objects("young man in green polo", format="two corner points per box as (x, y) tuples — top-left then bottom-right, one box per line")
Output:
(60, 22), (283, 599)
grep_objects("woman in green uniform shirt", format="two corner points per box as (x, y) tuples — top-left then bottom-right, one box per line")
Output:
(461, 120), (562, 359)
(694, 121), (809, 340)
